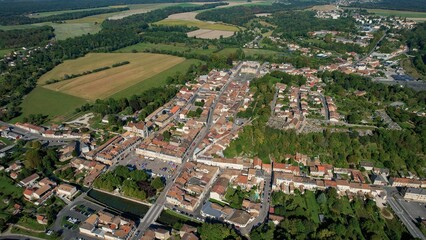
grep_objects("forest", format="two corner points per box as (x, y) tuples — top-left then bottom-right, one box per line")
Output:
(0, 26), (54, 49)
(251, 189), (410, 240)
(406, 22), (426, 78)
(268, 11), (356, 40)
(196, 0), (327, 26)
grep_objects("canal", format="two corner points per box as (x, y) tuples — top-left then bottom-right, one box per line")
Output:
(87, 189), (150, 220)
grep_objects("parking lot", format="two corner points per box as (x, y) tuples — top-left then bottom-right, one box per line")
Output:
(398, 198), (426, 221)
(51, 199), (102, 240)
(120, 153), (179, 179)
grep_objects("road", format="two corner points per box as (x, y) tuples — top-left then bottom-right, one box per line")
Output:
(239, 174), (272, 237)
(318, 93), (330, 121)
(132, 68), (237, 239)
(357, 30), (387, 64)
(0, 121), (72, 147)
(384, 188), (426, 240)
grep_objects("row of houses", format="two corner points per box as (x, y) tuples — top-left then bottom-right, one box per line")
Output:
(166, 162), (219, 212)
(79, 210), (135, 240)
(21, 173), (78, 205)
(86, 135), (141, 165)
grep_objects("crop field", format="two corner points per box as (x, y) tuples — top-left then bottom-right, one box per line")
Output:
(41, 53), (185, 100)
(111, 58), (202, 98)
(14, 87), (87, 123)
(157, 19), (239, 31)
(187, 29), (235, 39)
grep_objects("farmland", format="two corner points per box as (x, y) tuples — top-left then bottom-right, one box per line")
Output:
(111, 58), (202, 99)
(187, 29), (235, 39)
(156, 19), (239, 31)
(42, 53), (185, 100)
(0, 3), (196, 40)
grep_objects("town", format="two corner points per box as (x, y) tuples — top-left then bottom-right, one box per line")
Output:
(2, 56), (426, 239)
(0, 3), (426, 240)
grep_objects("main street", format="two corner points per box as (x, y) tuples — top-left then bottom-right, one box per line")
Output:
(132, 67), (239, 239)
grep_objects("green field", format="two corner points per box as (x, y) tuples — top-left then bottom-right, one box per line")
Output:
(111, 58), (202, 98)
(14, 87), (87, 123)
(367, 9), (426, 19)
(0, 175), (22, 199)
(115, 42), (217, 55)
(0, 22), (101, 40)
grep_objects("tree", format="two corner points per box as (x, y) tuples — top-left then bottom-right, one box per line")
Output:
(199, 223), (239, 240)
(151, 177), (164, 190)
(24, 148), (42, 169)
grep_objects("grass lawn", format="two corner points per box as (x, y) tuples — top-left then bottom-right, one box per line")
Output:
(156, 19), (239, 31)
(157, 209), (201, 227)
(111, 58), (202, 98)
(0, 48), (12, 56)
(0, 137), (13, 145)
(11, 227), (58, 240)
(13, 87), (87, 123)
(0, 175), (22, 199)
(42, 53), (185, 100)
(17, 216), (47, 231)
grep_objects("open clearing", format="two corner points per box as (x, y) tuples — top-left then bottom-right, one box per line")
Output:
(309, 5), (339, 11)
(42, 53), (185, 100)
(187, 29), (235, 39)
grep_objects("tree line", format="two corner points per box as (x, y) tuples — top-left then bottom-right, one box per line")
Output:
(0, 7), (129, 25)
(0, 26), (54, 49)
